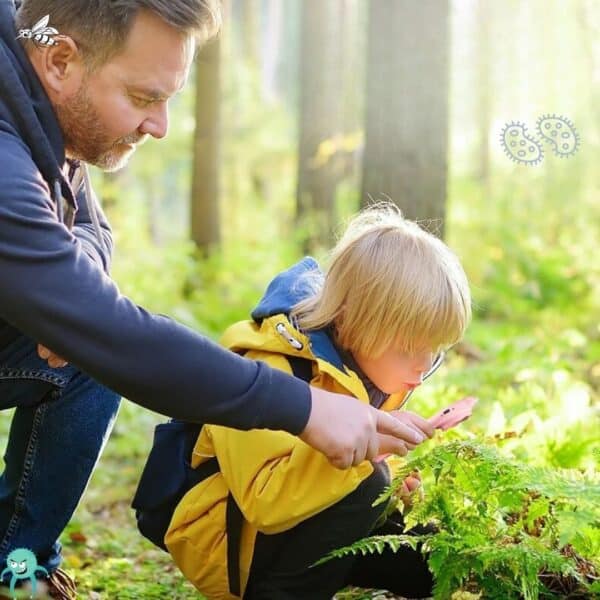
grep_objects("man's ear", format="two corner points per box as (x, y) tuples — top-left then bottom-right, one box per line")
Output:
(38, 36), (85, 99)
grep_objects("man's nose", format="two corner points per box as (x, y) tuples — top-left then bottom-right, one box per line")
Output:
(139, 103), (169, 139)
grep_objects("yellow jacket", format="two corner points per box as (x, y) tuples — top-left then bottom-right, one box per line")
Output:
(165, 311), (406, 600)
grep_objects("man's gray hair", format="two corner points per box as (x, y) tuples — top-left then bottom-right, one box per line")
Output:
(17, 0), (221, 67)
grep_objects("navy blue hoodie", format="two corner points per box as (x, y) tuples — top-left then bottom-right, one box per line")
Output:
(0, 0), (310, 433)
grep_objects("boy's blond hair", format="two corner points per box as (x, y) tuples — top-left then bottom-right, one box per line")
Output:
(292, 204), (471, 357)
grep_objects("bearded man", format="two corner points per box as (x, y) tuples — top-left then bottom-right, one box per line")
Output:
(0, 1), (420, 597)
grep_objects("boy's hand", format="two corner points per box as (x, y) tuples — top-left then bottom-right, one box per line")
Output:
(397, 470), (422, 510)
(37, 344), (68, 368)
(300, 387), (427, 470)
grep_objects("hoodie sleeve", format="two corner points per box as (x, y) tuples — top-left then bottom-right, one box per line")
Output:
(0, 131), (311, 433)
(72, 183), (113, 273)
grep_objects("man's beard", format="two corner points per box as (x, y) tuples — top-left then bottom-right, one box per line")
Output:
(54, 83), (145, 172)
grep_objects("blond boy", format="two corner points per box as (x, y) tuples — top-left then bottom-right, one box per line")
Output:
(165, 204), (472, 599)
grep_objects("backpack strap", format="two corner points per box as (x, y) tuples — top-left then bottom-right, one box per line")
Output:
(226, 494), (244, 596)
(288, 355), (313, 383)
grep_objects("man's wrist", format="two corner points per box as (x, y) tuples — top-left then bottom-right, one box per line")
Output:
(262, 366), (312, 435)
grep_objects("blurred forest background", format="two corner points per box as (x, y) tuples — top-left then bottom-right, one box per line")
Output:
(2, 0), (599, 597)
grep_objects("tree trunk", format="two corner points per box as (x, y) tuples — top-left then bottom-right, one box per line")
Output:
(262, 0), (283, 104)
(296, 0), (344, 251)
(191, 38), (221, 253)
(361, 0), (450, 237)
(241, 0), (260, 70)
(476, 0), (492, 189)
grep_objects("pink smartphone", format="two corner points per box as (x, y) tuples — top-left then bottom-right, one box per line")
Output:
(428, 396), (478, 431)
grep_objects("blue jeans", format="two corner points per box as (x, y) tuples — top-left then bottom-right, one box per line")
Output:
(0, 335), (121, 577)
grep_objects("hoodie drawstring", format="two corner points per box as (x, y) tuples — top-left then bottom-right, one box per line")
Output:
(52, 165), (106, 254)
(82, 163), (106, 253)
(52, 179), (64, 224)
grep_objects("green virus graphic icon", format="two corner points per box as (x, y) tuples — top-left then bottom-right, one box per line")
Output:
(1, 548), (48, 599)
(536, 114), (580, 158)
(500, 121), (544, 166)
(500, 114), (581, 166)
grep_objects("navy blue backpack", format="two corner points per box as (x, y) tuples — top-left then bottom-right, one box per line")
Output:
(131, 356), (312, 596)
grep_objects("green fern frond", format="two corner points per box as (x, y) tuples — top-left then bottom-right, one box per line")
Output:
(313, 533), (430, 567)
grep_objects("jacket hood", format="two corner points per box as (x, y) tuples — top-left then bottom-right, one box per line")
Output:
(230, 258), (348, 372)
(251, 257), (321, 321)
(0, 0), (74, 207)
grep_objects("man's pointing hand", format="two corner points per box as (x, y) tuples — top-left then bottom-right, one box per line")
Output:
(299, 387), (427, 469)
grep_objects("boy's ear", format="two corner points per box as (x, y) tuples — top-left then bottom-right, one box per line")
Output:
(37, 37), (86, 99)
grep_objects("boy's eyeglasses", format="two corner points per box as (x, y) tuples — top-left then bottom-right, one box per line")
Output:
(396, 351), (446, 410)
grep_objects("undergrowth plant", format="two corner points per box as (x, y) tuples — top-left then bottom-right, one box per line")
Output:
(324, 439), (600, 600)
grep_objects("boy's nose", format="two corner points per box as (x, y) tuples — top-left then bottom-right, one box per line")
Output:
(413, 355), (434, 376)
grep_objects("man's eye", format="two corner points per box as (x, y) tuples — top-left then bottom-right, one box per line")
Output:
(131, 96), (153, 108)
